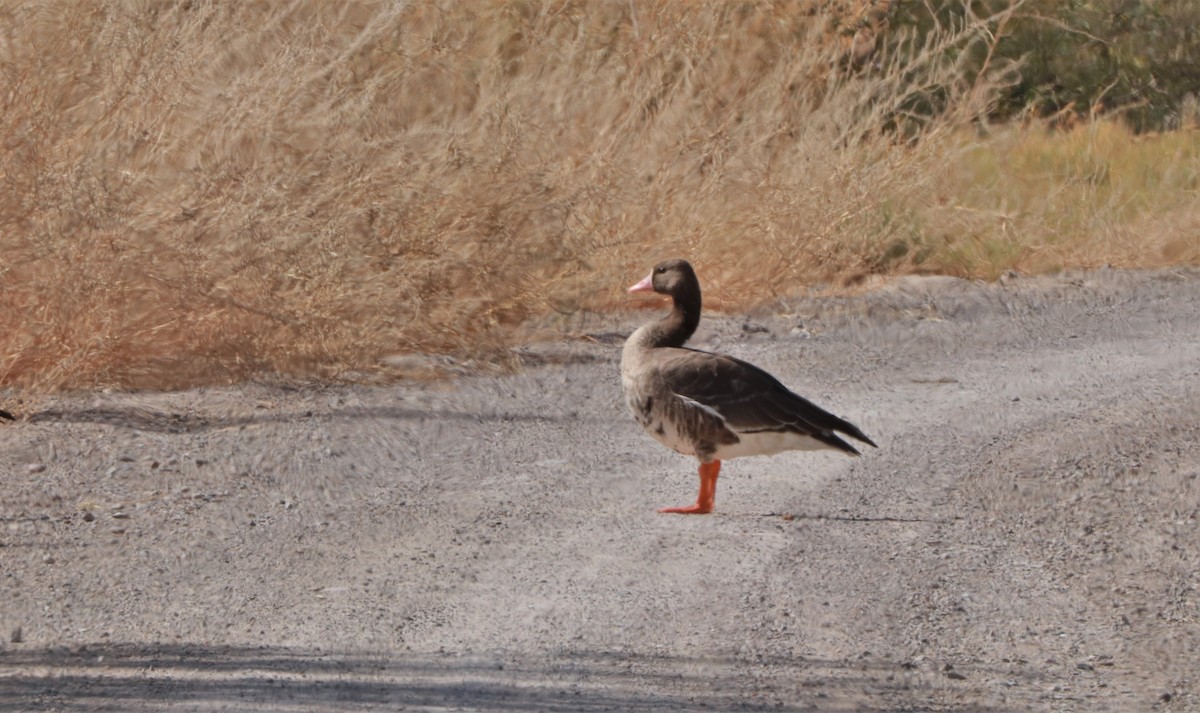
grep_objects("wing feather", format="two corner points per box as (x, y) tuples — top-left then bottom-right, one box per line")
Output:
(648, 347), (876, 454)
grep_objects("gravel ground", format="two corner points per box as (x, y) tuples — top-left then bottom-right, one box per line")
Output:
(2, 268), (1199, 712)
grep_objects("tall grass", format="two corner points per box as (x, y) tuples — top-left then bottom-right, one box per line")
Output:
(923, 122), (1200, 276)
(1, 1), (1196, 391)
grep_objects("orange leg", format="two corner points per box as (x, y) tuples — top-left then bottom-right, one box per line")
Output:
(659, 460), (721, 514)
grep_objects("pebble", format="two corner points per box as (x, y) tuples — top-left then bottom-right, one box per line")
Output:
(26, 463), (46, 474)
(82, 511), (95, 522)
(10, 627), (21, 643)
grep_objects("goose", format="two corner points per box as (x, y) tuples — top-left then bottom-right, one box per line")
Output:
(621, 259), (877, 514)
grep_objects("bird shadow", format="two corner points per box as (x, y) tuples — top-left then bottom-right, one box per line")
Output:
(751, 512), (963, 524)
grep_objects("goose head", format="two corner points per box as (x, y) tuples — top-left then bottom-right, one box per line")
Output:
(626, 258), (702, 349)
(628, 258), (699, 299)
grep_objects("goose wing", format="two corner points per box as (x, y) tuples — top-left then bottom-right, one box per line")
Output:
(649, 348), (877, 455)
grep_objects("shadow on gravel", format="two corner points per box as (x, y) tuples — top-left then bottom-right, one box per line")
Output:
(0, 643), (1010, 712)
(753, 512), (963, 524)
(23, 405), (569, 434)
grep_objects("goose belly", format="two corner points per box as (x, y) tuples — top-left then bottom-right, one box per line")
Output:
(641, 414), (698, 457)
(623, 383), (698, 457)
(713, 429), (834, 460)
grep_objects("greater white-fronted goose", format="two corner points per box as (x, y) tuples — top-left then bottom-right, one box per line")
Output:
(621, 259), (877, 514)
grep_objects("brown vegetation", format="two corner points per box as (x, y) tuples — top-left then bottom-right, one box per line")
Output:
(1, 1), (1197, 391)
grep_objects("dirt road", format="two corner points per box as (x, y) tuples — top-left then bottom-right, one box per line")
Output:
(3, 268), (1199, 711)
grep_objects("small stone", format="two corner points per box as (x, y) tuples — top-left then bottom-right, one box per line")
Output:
(82, 511), (95, 522)
(26, 463), (46, 474)
(42, 554), (54, 564)
(111, 512), (129, 520)
(1076, 662), (1094, 671)
(10, 627), (21, 643)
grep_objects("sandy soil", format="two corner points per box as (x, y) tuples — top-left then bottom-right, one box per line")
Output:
(2, 268), (1199, 712)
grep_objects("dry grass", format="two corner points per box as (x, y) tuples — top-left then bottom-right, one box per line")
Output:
(913, 121), (1200, 277)
(1, 1), (1197, 391)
